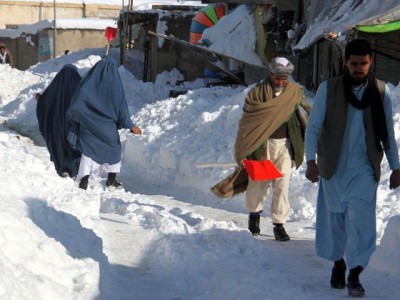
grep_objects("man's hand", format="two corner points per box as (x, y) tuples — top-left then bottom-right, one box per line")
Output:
(389, 169), (400, 189)
(305, 160), (319, 183)
(130, 125), (142, 135)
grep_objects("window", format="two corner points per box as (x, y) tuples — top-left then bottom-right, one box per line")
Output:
(5, 25), (19, 30)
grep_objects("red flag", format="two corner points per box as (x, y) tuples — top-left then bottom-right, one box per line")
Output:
(105, 27), (117, 42)
(242, 159), (283, 181)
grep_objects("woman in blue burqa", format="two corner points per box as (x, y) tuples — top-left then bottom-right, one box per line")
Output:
(67, 57), (141, 190)
(36, 64), (82, 178)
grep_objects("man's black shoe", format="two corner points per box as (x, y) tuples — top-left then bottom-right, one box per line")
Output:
(347, 266), (365, 297)
(106, 172), (123, 189)
(347, 282), (365, 297)
(106, 179), (123, 188)
(331, 259), (346, 289)
(248, 214), (260, 236)
(79, 175), (89, 190)
(273, 224), (290, 241)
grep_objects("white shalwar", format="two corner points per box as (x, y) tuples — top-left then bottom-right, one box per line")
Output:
(305, 81), (400, 269)
(77, 154), (121, 181)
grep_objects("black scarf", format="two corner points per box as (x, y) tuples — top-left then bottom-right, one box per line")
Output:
(343, 72), (389, 151)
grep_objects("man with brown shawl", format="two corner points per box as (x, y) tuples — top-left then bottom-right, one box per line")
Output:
(234, 57), (310, 241)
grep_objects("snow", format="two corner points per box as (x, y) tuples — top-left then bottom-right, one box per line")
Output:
(1, 44), (400, 300)
(1, 3), (400, 299)
(200, 4), (264, 67)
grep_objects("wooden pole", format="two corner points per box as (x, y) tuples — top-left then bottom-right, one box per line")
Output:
(196, 163), (237, 169)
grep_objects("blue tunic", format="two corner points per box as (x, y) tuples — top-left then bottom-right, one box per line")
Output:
(305, 81), (399, 269)
(67, 57), (134, 165)
(36, 64), (82, 177)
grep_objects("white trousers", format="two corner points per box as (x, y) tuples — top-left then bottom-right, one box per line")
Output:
(77, 154), (121, 181)
(245, 138), (292, 224)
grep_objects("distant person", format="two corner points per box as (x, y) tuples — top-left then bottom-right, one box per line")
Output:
(67, 57), (142, 190)
(36, 64), (82, 178)
(305, 39), (400, 297)
(0, 45), (11, 65)
(234, 57), (310, 241)
(64, 50), (70, 55)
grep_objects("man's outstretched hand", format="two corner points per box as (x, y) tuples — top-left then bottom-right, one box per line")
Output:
(130, 125), (142, 135)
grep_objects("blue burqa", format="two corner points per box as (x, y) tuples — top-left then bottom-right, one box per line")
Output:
(67, 57), (134, 165)
(36, 64), (82, 177)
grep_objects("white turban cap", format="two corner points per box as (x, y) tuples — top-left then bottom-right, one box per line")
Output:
(268, 57), (294, 76)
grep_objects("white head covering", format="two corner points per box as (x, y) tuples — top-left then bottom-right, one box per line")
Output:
(268, 57), (294, 76)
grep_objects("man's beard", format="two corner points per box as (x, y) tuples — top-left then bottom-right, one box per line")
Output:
(348, 71), (368, 86)
(274, 86), (285, 93)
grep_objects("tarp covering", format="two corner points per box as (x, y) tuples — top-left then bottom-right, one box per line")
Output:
(293, 0), (400, 51)
(354, 6), (400, 33)
(356, 20), (400, 33)
(36, 64), (82, 177)
(67, 57), (134, 165)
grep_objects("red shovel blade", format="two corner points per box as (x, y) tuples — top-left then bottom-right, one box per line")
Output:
(105, 27), (117, 41)
(243, 159), (283, 181)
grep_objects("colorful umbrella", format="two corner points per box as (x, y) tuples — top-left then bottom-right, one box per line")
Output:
(190, 3), (225, 45)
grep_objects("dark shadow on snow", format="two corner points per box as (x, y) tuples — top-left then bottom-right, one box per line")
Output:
(24, 198), (142, 300)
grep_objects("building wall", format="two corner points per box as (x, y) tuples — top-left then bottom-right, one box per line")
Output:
(359, 31), (400, 86)
(296, 40), (344, 92)
(295, 31), (400, 92)
(0, 1), (121, 29)
(0, 28), (108, 70)
(253, 4), (276, 65)
(16, 36), (39, 69)
(150, 13), (206, 82)
(120, 9), (209, 83)
(56, 29), (109, 55)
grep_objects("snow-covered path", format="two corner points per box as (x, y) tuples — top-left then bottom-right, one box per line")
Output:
(2, 123), (399, 300)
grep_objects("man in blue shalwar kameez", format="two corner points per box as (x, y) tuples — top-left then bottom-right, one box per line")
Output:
(305, 39), (400, 297)
(67, 57), (141, 190)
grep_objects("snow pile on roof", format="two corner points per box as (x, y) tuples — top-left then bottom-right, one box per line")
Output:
(200, 4), (265, 68)
(0, 19), (117, 39)
(294, 0), (400, 51)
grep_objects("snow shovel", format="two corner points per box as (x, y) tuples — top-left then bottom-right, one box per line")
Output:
(242, 159), (282, 181)
(105, 26), (117, 55)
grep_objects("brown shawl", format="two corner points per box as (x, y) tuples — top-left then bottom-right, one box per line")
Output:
(234, 81), (302, 163)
